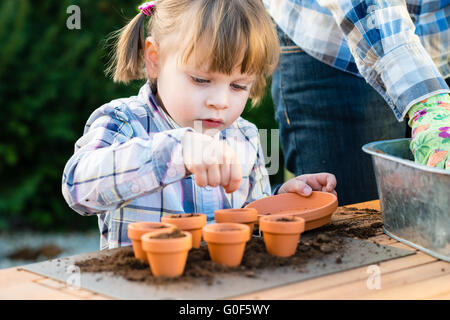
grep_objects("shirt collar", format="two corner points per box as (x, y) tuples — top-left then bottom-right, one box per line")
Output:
(138, 80), (181, 130)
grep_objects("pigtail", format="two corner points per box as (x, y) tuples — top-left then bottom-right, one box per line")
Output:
(105, 12), (148, 83)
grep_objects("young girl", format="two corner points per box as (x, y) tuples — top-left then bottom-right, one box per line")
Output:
(62, 0), (337, 250)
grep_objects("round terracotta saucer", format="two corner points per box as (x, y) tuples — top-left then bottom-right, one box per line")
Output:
(244, 191), (338, 231)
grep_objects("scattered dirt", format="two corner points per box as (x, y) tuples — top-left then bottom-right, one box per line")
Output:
(75, 206), (383, 285)
(337, 207), (380, 215)
(275, 217), (297, 222)
(8, 244), (63, 261)
(317, 206), (383, 239)
(168, 214), (201, 218)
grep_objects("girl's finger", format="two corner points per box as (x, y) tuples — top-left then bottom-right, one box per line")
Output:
(297, 174), (322, 190)
(296, 180), (312, 196)
(206, 163), (221, 187)
(194, 166), (208, 188)
(325, 174), (337, 192)
(226, 162), (242, 193)
(220, 162), (231, 191)
(282, 179), (312, 196)
(220, 150), (233, 186)
(301, 173), (336, 191)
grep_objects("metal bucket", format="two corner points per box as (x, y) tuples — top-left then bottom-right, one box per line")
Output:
(362, 138), (450, 262)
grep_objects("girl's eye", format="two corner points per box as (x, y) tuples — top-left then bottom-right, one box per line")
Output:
(191, 76), (210, 84)
(231, 83), (248, 91)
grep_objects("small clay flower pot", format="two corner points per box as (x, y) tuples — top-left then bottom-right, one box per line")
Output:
(202, 223), (250, 267)
(214, 208), (258, 236)
(259, 216), (305, 257)
(161, 213), (207, 248)
(128, 222), (176, 263)
(141, 228), (192, 278)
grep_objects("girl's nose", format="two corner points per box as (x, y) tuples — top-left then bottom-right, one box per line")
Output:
(206, 87), (229, 110)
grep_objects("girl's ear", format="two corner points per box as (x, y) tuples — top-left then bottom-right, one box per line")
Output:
(144, 37), (159, 78)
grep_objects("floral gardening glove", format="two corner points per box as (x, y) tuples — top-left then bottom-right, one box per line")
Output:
(408, 93), (450, 169)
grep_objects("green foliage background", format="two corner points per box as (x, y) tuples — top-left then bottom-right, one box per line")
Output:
(0, 0), (283, 231)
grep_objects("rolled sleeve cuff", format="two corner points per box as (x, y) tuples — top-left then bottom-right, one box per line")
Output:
(363, 41), (450, 121)
(272, 184), (282, 195)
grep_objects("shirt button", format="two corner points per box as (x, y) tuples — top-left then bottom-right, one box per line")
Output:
(131, 184), (140, 193)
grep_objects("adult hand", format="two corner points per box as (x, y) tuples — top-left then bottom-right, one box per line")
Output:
(408, 93), (450, 169)
(182, 131), (242, 193)
(277, 173), (337, 197)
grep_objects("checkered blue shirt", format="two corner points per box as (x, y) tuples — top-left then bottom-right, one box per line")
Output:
(62, 81), (272, 250)
(264, 0), (450, 120)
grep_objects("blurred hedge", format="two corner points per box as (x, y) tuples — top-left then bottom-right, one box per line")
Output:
(0, 0), (282, 231)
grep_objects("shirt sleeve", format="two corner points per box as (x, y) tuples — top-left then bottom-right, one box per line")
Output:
(243, 134), (272, 206)
(61, 105), (193, 216)
(316, 0), (450, 120)
(271, 184), (282, 195)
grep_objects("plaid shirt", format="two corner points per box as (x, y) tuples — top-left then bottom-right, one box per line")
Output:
(62, 81), (272, 250)
(264, 0), (450, 120)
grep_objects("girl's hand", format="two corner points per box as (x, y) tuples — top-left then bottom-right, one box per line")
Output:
(182, 131), (242, 193)
(277, 173), (337, 197)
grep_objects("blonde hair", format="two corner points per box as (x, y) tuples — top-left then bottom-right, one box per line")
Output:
(105, 0), (279, 106)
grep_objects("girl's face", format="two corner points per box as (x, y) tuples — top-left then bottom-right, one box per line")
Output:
(145, 39), (255, 135)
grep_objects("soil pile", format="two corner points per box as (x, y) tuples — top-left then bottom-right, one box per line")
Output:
(321, 206), (383, 239)
(8, 244), (63, 261)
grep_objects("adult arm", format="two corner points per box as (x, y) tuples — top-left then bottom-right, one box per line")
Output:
(316, 0), (450, 120)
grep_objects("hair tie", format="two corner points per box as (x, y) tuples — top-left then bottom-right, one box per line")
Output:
(138, 1), (156, 16)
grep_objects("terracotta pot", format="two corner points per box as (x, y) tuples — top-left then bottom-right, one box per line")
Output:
(202, 223), (250, 267)
(245, 191), (338, 231)
(214, 208), (258, 236)
(259, 216), (305, 257)
(141, 228), (192, 278)
(127, 222), (176, 263)
(161, 213), (207, 248)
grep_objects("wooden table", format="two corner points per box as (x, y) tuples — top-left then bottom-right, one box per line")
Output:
(1, 200), (449, 300)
